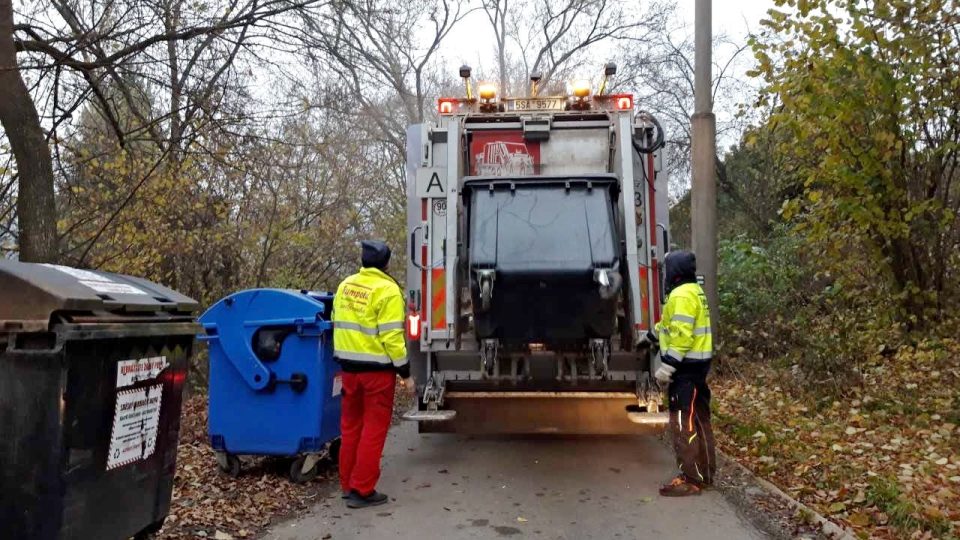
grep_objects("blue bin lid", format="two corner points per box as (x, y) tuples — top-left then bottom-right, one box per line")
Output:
(198, 289), (333, 391)
(200, 289), (331, 326)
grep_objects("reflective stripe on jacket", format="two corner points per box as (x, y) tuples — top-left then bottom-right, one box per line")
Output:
(333, 267), (409, 378)
(654, 282), (712, 366)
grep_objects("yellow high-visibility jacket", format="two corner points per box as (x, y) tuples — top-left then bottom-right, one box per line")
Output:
(333, 267), (409, 378)
(654, 282), (713, 366)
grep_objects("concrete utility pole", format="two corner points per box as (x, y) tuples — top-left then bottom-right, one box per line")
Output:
(691, 0), (718, 331)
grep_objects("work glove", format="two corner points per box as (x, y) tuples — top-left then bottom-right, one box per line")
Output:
(638, 330), (659, 348)
(654, 363), (676, 384)
(400, 376), (417, 397)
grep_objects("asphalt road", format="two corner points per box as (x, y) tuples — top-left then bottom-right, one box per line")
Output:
(265, 422), (766, 540)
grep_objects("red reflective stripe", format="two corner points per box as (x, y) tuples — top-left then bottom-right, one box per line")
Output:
(420, 199), (427, 317)
(431, 268), (446, 329)
(638, 266), (650, 331)
(648, 153), (662, 321)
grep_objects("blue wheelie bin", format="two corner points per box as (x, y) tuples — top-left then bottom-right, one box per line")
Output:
(199, 289), (340, 483)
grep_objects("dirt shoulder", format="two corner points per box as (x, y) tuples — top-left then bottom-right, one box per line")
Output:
(711, 339), (960, 539)
(156, 396), (337, 540)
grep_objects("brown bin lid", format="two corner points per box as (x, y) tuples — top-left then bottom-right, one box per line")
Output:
(0, 260), (198, 333)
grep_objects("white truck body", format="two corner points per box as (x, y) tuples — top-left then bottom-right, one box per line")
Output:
(404, 93), (671, 434)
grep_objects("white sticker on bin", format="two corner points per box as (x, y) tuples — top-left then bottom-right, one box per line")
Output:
(116, 356), (169, 388)
(332, 373), (343, 397)
(80, 280), (148, 295)
(40, 263), (148, 295)
(40, 264), (105, 281)
(107, 384), (162, 470)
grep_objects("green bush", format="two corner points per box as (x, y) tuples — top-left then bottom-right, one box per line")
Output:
(718, 233), (805, 325)
(717, 232), (811, 360)
(716, 231), (885, 393)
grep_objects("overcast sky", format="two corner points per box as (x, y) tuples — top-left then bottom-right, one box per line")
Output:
(698, 0), (774, 40)
(440, 0), (776, 81)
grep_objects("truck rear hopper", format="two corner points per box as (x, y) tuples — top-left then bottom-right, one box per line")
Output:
(404, 93), (671, 434)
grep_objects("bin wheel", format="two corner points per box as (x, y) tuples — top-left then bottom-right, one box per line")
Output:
(480, 280), (492, 311)
(290, 455), (319, 484)
(218, 453), (241, 477)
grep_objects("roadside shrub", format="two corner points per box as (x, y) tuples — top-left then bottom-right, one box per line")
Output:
(717, 231), (902, 396)
(717, 232), (810, 360)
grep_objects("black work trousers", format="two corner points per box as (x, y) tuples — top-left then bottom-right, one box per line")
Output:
(667, 362), (717, 485)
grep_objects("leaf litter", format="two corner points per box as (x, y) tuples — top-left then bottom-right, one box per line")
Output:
(154, 395), (336, 539)
(714, 339), (960, 539)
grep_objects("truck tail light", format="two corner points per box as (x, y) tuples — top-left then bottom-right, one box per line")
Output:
(614, 94), (634, 110)
(407, 311), (422, 340)
(438, 98), (457, 114)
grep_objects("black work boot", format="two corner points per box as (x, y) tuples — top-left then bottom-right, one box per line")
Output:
(346, 490), (389, 508)
(658, 475), (703, 497)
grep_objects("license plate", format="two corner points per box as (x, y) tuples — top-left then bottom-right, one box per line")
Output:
(508, 98), (565, 112)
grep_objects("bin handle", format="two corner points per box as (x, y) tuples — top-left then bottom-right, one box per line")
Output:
(204, 319), (273, 391)
(198, 322), (220, 341)
(241, 317), (333, 335)
(242, 317), (319, 328)
(302, 290), (334, 305)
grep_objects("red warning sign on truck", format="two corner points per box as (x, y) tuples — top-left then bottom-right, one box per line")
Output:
(469, 130), (540, 176)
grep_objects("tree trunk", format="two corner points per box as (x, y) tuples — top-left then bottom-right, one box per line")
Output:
(164, 0), (182, 164)
(886, 236), (927, 329)
(0, 0), (58, 262)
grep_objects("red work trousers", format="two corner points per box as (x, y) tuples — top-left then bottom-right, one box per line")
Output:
(339, 370), (396, 496)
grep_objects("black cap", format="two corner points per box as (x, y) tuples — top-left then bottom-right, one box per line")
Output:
(361, 240), (391, 271)
(664, 250), (697, 294)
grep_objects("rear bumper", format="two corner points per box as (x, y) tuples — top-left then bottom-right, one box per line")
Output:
(416, 392), (666, 435)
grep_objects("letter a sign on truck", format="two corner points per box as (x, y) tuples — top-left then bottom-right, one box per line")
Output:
(416, 168), (446, 198)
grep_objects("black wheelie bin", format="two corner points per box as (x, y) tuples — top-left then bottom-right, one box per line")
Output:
(0, 261), (199, 540)
(463, 174), (622, 345)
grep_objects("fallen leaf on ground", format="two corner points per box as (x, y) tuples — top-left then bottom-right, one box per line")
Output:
(848, 512), (870, 527)
(714, 341), (960, 540)
(155, 395), (341, 539)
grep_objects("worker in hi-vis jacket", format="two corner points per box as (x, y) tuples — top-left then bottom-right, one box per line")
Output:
(333, 240), (414, 508)
(647, 250), (716, 497)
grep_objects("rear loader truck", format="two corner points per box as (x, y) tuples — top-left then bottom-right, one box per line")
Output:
(403, 64), (671, 435)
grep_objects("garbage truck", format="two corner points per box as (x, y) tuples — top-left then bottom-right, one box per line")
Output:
(403, 65), (672, 434)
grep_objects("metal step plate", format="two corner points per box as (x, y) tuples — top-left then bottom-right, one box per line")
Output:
(627, 411), (670, 425)
(401, 409), (457, 422)
(420, 395), (666, 435)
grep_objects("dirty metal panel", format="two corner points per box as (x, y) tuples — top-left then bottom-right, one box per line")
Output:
(616, 115), (644, 336)
(443, 117), (460, 344)
(537, 128), (609, 176)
